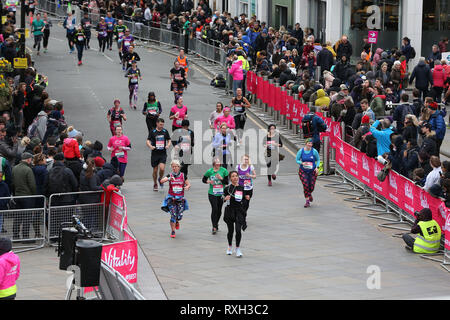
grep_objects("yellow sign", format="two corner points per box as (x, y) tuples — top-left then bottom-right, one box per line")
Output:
(1, 16), (6, 24)
(13, 58), (28, 69)
(25, 28), (30, 38)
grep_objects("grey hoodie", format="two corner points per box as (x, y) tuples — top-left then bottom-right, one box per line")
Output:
(36, 111), (48, 141)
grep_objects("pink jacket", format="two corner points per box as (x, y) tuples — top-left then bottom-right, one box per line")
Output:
(0, 252), (20, 297)
(228, 60), (244, 81)
(432, 65), (447, 88)
(214, 115), (235, 130)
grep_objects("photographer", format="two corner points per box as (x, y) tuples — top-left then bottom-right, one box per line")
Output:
(402, 208), (441, 254)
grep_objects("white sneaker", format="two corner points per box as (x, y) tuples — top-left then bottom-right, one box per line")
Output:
(235, 247), (242, 258)
(226, 246), (232, 255)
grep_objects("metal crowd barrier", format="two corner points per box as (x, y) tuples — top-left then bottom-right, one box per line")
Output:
(0, 195), (46, 253)
(48, 190), (105, 243)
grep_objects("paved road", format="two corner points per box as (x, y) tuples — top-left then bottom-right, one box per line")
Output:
(16, 22), (450, 300)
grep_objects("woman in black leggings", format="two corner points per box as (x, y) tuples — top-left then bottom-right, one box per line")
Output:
(223, 171), (247, 258)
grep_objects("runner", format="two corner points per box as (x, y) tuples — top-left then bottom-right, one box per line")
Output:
(107, 125), (131, 181)
(209, 102), (224, 130)
(42, 13), (52, 53)
(119, 29), (134, 71)
(31, 13), (45, 56)
(114, 20), (128, 62)
(231, 88), (251, 146)
(213, 107), (236, 133)
(263, 124), (283, 186)
(96, 17), (108, 53)
(212, 123), (234, 169)
(123, 45), (141, 70)
(63, 11), (76, 54)
(142, 91), (162, 135)
(235, 154), (255, 230)
(296, 138), (320, 208)
(169, 95), (188, 132)
(160, 159), (191, 238)
(202, 157), (229, 235)
(172, 119), (194, 178)
(105, 12), (116, 51)
(176, 49), (189, 78)
(125, 61), (142, 109)
(80, 11), (92, 49)
(147, 118), (171, 191)
(170, 61), (187, 102)
(28, 0), (36, 24)
(223, 170), (246, 257)
(107, 99), (126, 136)
(73, 25), (86, 66)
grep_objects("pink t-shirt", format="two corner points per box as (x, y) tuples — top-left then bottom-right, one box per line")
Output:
(214, 115), (236, 130)
(170, 105), (188, 128)
(107, 135), (131, 163)
(0, 252), (20, 293)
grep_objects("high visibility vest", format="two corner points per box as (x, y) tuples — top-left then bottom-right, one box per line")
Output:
(413, 220), (442, 254)
(177, 56), (188, 73)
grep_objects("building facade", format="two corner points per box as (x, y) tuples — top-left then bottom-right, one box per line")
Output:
(221, 0), (449, 64)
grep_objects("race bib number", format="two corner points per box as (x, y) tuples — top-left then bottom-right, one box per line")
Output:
(130, 77), (138, 83)
(77, 36), (84, 41)
(213, 184), (223, 195)
(303, 162), (313, 170)
(100, 31), (106, 37)
(118, 32), (124, 37)
(148, 108), (157, 115)
(181, 143), (190, 152)
(234, 190), (243, 202)
(156, 140), (164, 150)
(115, 151), (124, 158)
(112, 120), (121, 127)
(176, 119), (182, 126)
(243, 180), (252, 190)
(172, 186), (183, 194)
(234, 105), (243, 112)
(124, 41), (130, 46)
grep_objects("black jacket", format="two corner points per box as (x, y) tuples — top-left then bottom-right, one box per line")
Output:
(409, 61), (433, 90)
(96, 163), (117, 184)
(78, 169), (102, 204)
(316, 48), (334, 72)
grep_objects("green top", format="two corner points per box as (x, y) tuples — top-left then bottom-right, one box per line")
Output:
(114, 24), (128, 36)
(204, 167), (228, 196)
(32, 19), (45, 36)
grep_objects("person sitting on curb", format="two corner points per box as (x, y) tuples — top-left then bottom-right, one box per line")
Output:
(402, 208), (441, 254)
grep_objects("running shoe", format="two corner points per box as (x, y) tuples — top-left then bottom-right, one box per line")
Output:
(78, 61), (82, 66)
(304, 200), (310, 208)
(175, 221), (180, 230)
(133, 104), (137, 110)
(235, 248), (242, 258)
(153, 183), (158, 192)
(268, 181), (272, 187)
(309, 195), (313, 202)
(226, 246), (233, 255)
(36, 51), (40, 56)
(170, 231), (176, 238)
(212, 227), (217, 235)
(271, 174), (277, 180)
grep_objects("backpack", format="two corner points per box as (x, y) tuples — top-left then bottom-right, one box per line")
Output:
(27, 116), (40, 138)
(48, 166), (68, 195)
(400, 104), (413, 123)
(410, 47), (416, 59)
(302, 116), (314, 138)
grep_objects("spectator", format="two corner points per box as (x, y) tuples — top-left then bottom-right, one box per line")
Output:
(402, 208), (441, 253)
(411, 88), (424, 118)
(427, 45), (441, 69)
(431, 60), (446, 103)
(389, 135), (405, 173)
(402, 138), (420, 178)
(402, 114), (419, 144)
(438, 37), (448, 54)
(11, 152), (36, 242)
(352, 115), (371, 149)
(228, 54), (244, 96)
(316, 43), (334, 72)
(370, 118), (393, 156)
(372, 48), (384, 68)
(400, 37), (414, 63)
(426, 98), (446, 153)
(335, 35), (353, 60)
(314, 88), (330, 110)
(424, 156), (442, 192)
(333, 55), (351, 83)
(45, 153), (78, 208)
(279, 62), (295, 86)
(393, 93), (413, 134)
(419, 122), (438, 157)
(409, 57), (433, 100)
(375, 62), (391, 87)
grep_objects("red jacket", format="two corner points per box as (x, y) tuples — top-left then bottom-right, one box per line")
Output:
(432, 65), (447, 88)
(62, 138), (81, 159)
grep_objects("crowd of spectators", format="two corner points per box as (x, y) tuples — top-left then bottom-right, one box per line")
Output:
(0, 15), (124, 241)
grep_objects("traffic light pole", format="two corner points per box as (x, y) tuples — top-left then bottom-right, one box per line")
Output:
(19, 0), (25, 58)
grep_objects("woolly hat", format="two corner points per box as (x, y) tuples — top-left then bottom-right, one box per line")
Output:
(54, 153), (65, 161)
(0, 237), (12, 255)
(21, 152), (33, 160)
(94, 157), (105, 168)
(361, 115), (371, 124)
(110, 175), (123, 186)
(428, 102), (439, 110)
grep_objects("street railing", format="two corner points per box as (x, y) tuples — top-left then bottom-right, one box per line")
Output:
(0, 195), (46, 253)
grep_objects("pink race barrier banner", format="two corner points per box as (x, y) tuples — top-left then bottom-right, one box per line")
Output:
(331, 132), (449, 236)
(101, 239), (138, 283)
(108, 191), (127, 233)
